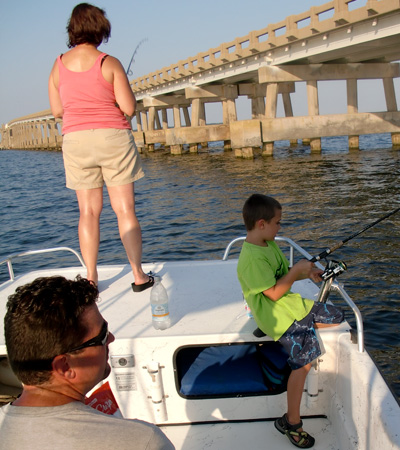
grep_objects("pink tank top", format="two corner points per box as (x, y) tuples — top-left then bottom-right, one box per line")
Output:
(57, 52), (131, 134)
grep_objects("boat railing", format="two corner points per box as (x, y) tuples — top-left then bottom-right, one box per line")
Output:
(0, 247), (86, 282)
(222, 236), (364, 353)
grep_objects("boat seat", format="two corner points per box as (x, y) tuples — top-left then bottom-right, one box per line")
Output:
(175, 342), (291, 398)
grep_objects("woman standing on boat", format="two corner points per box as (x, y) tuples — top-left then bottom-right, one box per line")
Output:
(48, 3), (153, 292)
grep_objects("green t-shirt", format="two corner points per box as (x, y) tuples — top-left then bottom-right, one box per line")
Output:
(237, 240), (314, 340)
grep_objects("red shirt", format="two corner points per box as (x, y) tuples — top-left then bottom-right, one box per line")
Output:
(58, 52), (131, 134)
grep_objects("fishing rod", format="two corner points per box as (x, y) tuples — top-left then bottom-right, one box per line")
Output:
(126, 38), (148, 76)
(310, 206), (400, 263)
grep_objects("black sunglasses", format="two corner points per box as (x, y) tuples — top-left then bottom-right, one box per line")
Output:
(67, 321), (109, 353)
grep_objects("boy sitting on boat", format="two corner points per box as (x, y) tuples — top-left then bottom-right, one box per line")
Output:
(0, 276), (174, 450)
(237, 193), (344, 449)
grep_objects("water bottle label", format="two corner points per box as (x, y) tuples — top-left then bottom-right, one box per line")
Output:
(151, 303), (169, 321)
(243, 299), (253, 318)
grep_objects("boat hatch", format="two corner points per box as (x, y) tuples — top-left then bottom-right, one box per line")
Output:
(174, 342), (291, 399)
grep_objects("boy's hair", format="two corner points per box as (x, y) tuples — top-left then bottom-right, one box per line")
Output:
(67, 3), (111, 48)
(242, 194), (282, 231)
(4, 276), (99, 385)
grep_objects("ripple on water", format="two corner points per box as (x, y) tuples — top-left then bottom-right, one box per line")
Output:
(0, 138), (399, 400)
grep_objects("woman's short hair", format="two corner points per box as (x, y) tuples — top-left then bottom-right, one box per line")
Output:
(67, 3), (111, 48)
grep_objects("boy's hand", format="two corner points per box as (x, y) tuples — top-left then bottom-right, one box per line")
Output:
(264, 260), (323, 301)
(292, 260), (323, 282)
(309, 267), (323, 283)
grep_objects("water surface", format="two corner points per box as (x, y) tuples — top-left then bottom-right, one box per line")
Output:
(1, 135), (399, 400)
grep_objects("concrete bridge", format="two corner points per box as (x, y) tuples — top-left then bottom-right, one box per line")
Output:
(2, 0), (400, 157)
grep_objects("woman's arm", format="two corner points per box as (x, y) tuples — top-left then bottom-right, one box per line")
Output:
(103, 56), (136, 117)
(48, 60), (64, 118)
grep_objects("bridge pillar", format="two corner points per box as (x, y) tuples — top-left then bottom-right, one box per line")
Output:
(392, 133), (400, 147)
(347, 78), (359, 150)
(252, 96), (265, 119)
(135, 110), (143, 132)
(0, 124), (9, 149)
(147, 106), (157, 152)
(186, 85), (238, 151)
(47, 120), (59, 149)
(161, 109), (168, 129)
(171, 105), (183, 154)
(383, 77), (400, 148)
(282, 92), (298, 147)
(140, 111), (148, 131)
(189, 98), (202, 152)
(23, 123), (29, 149)
(238, 82), (296, 156)
(23, 124), (29, 148)
(148, 106), (163, 131)
(28, 123), (34, 149)
(28, 123), (35, 149)
(133, 104), (146, 152)
(35, 123), (42, 148)
(239, 83), (265, 119)
(307, 80), (321, 153)
(231, 120), (262, 158)
(140, 110), (149, 151)
(199, 102), (208, 149)
(262, 82), (298, 154)
(136, 107), (149, 152)
(39, 121), (48, 149)
(221, 85), (238, 151)
(262, 83), (278, 156)
(13, 124), (19, 149)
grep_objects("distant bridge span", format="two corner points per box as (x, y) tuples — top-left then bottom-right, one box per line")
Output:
(2, 0), (400, 157)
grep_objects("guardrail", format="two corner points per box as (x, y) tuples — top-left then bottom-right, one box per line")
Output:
(0, 247), (85, 282)
(130, 0), (398, 92)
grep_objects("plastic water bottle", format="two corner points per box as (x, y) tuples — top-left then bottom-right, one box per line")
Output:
(243, 296), (253, 318)
(150, 277), (171, 330)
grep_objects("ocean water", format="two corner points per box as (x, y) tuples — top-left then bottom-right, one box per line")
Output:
(0, 134), (399, 401)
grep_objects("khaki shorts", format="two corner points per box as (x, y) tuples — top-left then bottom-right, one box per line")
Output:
(62, 128), (145, 190)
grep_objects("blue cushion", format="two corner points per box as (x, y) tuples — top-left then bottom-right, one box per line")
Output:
(257, 343), (291, 387)
(179, 344), (268, 397)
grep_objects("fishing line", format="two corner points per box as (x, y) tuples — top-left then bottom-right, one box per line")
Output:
(310, 206), (400, 262)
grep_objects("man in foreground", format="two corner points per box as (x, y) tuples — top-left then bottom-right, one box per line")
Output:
(0, 275), (174, 449)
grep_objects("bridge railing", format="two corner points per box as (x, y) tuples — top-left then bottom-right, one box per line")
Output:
(1, 109), (62, 150)
(130, 0), (398, 93)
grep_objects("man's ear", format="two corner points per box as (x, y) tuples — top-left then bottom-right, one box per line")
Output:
(52, 355), (75, 379)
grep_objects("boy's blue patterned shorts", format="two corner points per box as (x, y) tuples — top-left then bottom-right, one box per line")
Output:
(278, 303), (344, 370)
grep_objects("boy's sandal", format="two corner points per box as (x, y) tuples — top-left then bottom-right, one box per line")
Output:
(274, 414), (315, 449)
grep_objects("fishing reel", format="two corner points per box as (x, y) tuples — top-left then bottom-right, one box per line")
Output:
(317, 260), (347, 303)
(321, 260), (347, 281)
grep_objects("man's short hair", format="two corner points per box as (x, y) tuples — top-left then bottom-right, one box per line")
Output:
(242, 194), (282, 231)
(67, 3), (111, 48)
(4, 276), (99, 385)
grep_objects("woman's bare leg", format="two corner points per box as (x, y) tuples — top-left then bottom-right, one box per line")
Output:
(76, 188), (103, 285)
(107, 183), (149, 285)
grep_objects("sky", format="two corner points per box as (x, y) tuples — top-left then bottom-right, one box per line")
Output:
(0, 0), (397, 126)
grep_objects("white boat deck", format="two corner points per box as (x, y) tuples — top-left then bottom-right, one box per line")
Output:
(1, 244), (400, 450)
(0, 258), (322, 346)
(161, 418), (338, 450)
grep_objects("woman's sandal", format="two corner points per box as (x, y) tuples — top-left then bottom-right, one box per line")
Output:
(131, 275), (155, 293)
(274, 413), (315, 448)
